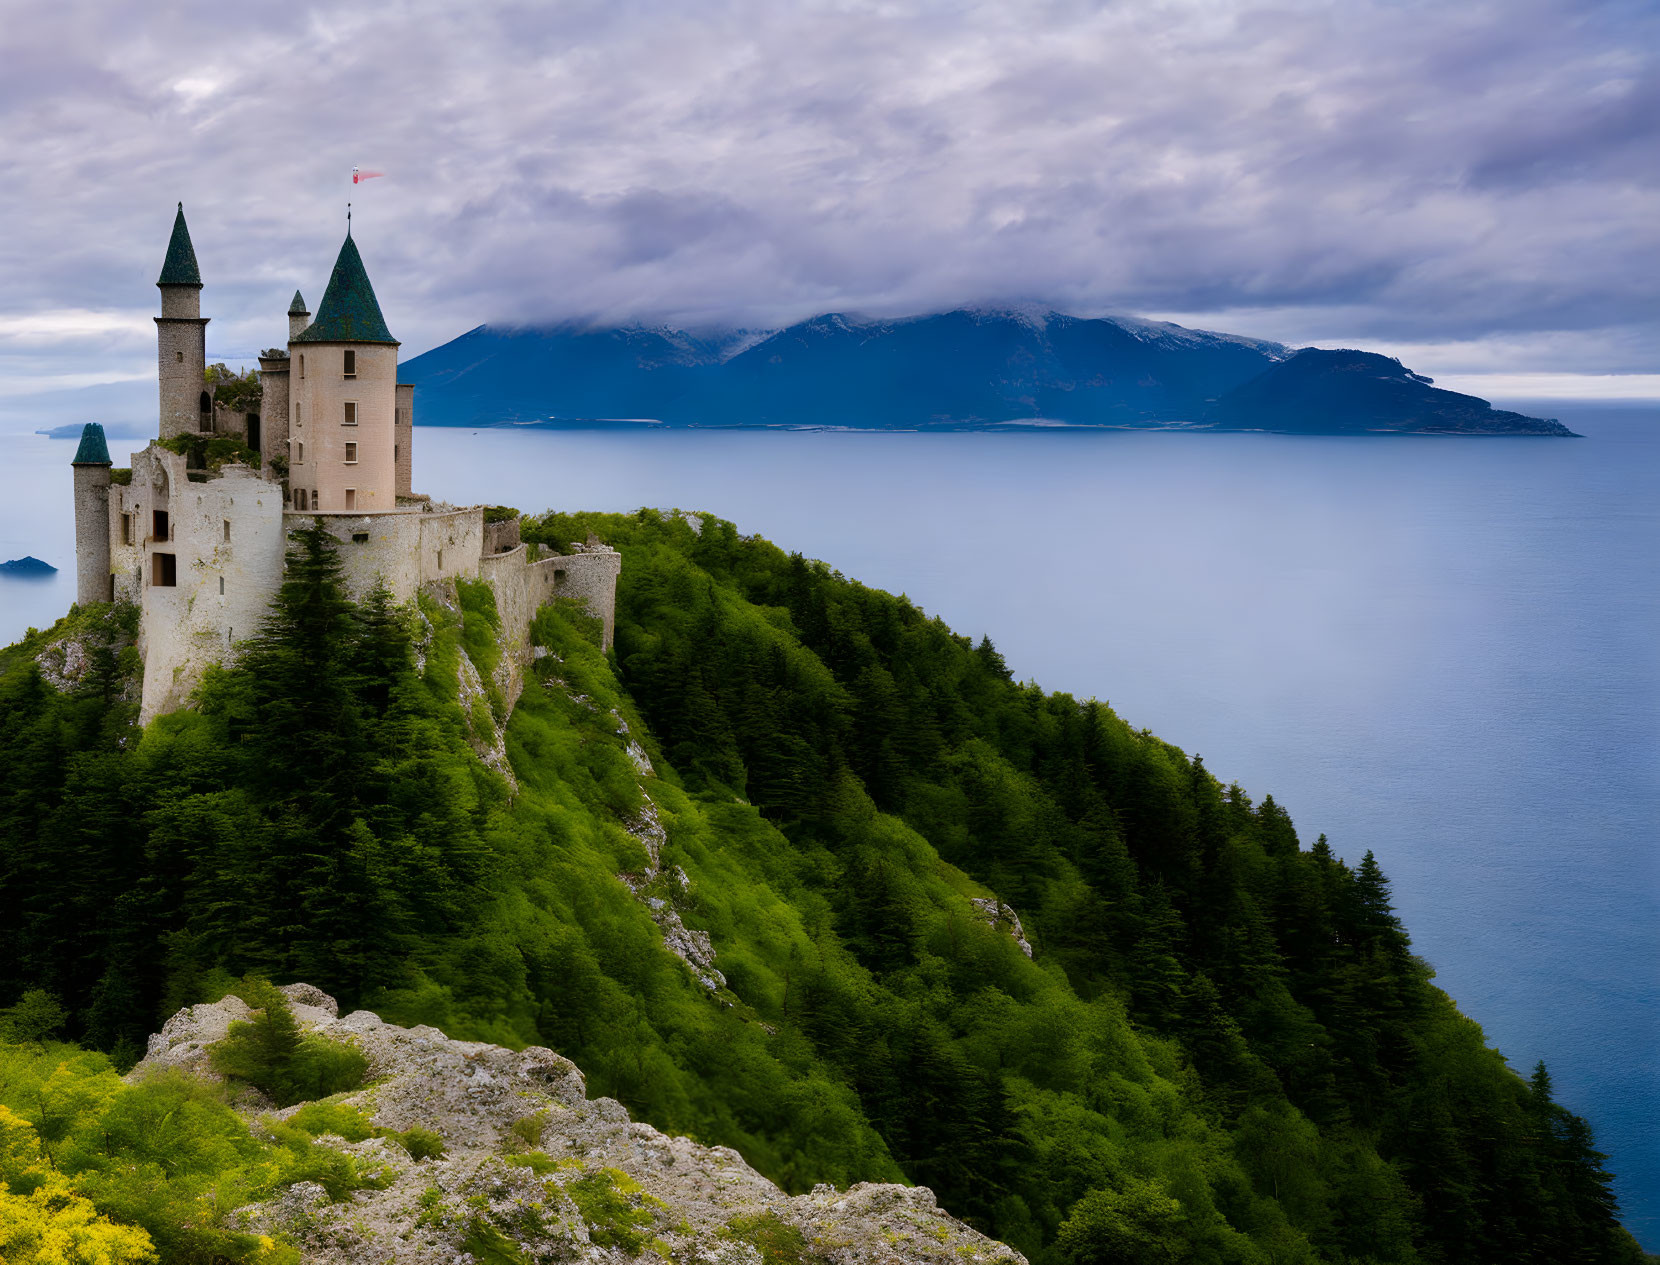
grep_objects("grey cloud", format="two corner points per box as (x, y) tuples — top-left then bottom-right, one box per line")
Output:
(0, 0), (1652, 390)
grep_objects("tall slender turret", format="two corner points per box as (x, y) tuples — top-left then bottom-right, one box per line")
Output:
(155, 203), (209, 440)
(70, 423), (113, 604)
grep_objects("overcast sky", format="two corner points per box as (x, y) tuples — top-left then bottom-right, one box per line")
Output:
(0, 0), (1654, 408)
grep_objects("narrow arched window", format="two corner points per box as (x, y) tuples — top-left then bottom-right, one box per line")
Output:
(198, 391), (213, 433)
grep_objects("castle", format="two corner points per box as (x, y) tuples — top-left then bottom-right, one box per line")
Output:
(71, 204), (619, 723)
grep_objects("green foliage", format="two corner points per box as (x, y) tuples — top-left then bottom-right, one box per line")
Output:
(0, 990), (67, 1043)
(0, 507), (1644, 1265)
(109, 466), (133, 486)
(286, 1100), (377, 1142)
(565, 1167), (662, 1253)
(157, 431), (262, 472)
(484, 505), (521, 524)
(395, 1126), (446, 1161)
(208, 980), (367, 1108)
(720, 1211), (818, 1265)
(205, 363), (263, 411)
(459, 1218), (533, 1265)
(0, 1042), (301, 1263)
(1057, 1176), (1187, 1265)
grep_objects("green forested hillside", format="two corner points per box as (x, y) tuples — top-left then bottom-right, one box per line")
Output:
(0, 513), (1643, 1264)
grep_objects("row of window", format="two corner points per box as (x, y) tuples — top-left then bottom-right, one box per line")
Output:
(290, 441), (365, 464)
(149, 560), (232, 598)
(296, 350), (357, 379)
(291, 488), (360, 511)
(294, 401), (361, 425)
(121, 510), (236, 545)
(290, 404), (407, 428)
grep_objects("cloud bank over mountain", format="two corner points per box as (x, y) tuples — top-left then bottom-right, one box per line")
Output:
(0, 0), (1653, 404)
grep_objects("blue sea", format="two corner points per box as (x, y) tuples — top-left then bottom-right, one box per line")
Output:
(3, 405), (1655, 1246)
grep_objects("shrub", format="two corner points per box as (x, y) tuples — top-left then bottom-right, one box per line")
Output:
(209, 980), (367, 1108)
(286, 1101), (376, 1142)
(394, 1126), (446, 1161)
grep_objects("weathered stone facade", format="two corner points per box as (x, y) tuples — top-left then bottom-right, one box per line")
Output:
(70, 204), (620, 724)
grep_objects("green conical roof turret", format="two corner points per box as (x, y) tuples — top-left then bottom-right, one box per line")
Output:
(289, 289), (308, 314)
(157, 203), (202, 287)
(71, 423), (111, 466)
(293, 234), (396, 344)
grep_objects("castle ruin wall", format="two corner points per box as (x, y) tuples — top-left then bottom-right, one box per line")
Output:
(137, 459), (286, 722)
(310, 505), (485, 602)
(548, 548), (621, 649)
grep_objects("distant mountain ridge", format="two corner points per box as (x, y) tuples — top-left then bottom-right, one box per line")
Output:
(400, 308), (1575, 435)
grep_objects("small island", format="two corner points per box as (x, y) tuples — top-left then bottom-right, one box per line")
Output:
(0, 555), (58, 575)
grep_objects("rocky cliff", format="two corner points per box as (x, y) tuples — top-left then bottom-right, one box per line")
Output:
(133, 984), (1027, 1265)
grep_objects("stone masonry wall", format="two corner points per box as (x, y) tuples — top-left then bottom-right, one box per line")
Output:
(72, 465), (112, 605)
(311, 506), (484, 601)
(395, 382), (414, 497)
(137, 458), (286, 722)
(550, 547), (621, 648)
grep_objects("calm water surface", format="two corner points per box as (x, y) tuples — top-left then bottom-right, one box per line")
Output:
(3, 407), (1655, 1245)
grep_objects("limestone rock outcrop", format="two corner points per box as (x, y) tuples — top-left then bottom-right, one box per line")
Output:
(132, 985), (1026, 1265)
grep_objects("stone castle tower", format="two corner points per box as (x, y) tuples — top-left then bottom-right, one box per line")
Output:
(70, 203), (620, 723)
(155, 204), (209, 441)
(287, 233), (400, 514)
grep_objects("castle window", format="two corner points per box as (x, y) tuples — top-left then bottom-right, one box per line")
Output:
(343, 349), (356, 378)
(198, 391), (213, 433)
(344, 442), (358, 464)
(294, 402), (301, 427)
(151, 553), (176, 587)
(176, 351), (183, 363)
(352, 532), (369, 543)
(219, 576), (225, 595)
(297, 441), (304, 463)
(310, 489), (318, 511)
(121, 513), (133, 546)
(292, 487), (304, 510)
(394, 444), (399, 462)
(299, 354), (305, 379)
(151, 509), (169, 542)
(223, 519), (231, 542)
(343, 401), (357, 426)
(345, 488), (356, 510)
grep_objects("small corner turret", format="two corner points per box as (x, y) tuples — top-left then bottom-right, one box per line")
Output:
(71, 422), (112, 467)
(70, 424), (113, 605)
(288, 289), (310, 341)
